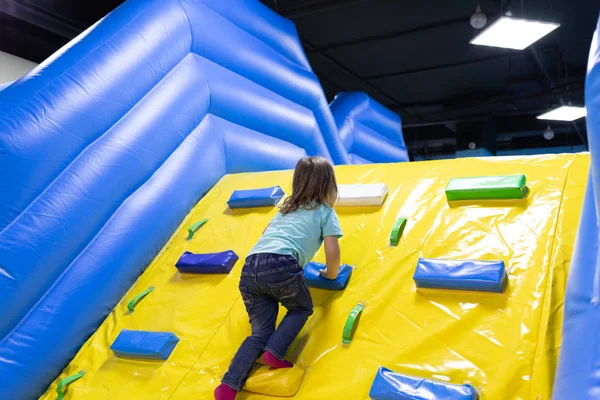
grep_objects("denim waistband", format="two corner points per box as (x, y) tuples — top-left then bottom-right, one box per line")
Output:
(241, 253), (300, 277)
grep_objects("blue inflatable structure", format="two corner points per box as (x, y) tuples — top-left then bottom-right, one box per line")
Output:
(369, 367), (479, 400)
(553, 15), (600, 399)
(0, 81), (12, 92)
(175, 250), (240, 274)
(227, 186), (286, 208)
(330, 92), (409, 164)
(304, 262), (353, 290)
(110, 330), (180, 361)
(413, 258), (508, 293)
(0, 0), (407, 398)
(0, 0), (597, 397)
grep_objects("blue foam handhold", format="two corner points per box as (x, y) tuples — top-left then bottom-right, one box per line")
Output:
(413, 258), (507, 293)
(227, 186), (285, 208)
(175, 250), (239, 274)
(369, 367), (479, 400)
(303, 262), (352, 290)
(110, 329), (179, 361)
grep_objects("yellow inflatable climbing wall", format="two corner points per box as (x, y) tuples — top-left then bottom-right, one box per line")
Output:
(41, 154), (589, 400)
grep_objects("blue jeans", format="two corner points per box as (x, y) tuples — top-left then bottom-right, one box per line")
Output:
(221, 253), (314, 391)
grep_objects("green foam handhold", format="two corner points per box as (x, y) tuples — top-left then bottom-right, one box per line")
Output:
(56, 370), (85, 400)
(445, 174), (527, 201)
(127, 286), (155, 312)
(187, 219), (208, 240)
(342, 303), (365, 345)
(390, 217), (407, 246)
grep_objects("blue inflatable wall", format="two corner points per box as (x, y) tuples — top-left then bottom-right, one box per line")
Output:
(0, 81), (12, 92)
(330, 92), (409, 163)
(0, 0), (407, 398)
(553, 14), (600, 399)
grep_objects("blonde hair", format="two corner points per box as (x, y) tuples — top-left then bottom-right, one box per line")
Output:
(279, 156), (338, 215)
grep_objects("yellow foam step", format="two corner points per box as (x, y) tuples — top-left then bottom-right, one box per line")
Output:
(244, 365), (306, 397)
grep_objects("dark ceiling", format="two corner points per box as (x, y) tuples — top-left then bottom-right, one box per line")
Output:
(1, 0), (599, 158)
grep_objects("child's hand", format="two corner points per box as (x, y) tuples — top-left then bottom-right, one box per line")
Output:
(319, 268), (338, 280)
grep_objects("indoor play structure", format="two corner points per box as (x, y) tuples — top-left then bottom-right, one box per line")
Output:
(0, 0), (598, 399)
(37, 155), (589, 399)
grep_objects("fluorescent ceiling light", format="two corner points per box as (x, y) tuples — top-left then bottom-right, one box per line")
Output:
(537, 106), (587, 121)
(470, 17), (560, 50)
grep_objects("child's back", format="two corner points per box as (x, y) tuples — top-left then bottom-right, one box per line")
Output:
(250, 203), (341, 268)
(215, 156), (342, 400)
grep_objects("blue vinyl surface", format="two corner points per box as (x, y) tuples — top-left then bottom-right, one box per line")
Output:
(553, 15), (600, 399)
(369, 367), (479, 400)
(227, 186), (285, 208)
(0, 81), (12, 92)
(413, 258), (507, 293)
(0, 0), (398, 397)
(175, 250), (239, 274)
(303, 262), (353, 290)
(330, 92), (409, 163)
(110, 329), (180, 361)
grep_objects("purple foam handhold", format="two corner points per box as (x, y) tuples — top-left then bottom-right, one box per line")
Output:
(175, 250), (239, 274)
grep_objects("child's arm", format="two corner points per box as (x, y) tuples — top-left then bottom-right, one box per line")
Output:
(320, 235), (341, 280)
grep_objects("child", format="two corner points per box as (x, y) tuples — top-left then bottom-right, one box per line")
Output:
(215, 156), (343, 400)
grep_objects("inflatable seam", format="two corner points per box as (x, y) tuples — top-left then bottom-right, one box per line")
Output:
(212, 117), (230, 173)
(198, 3), (309, 72)
(0, 55), (189, 237)
(0, 1), (156, 108)
(165, 298), (244, 398)
(336, 94), (369, 127)
(356, 120), (402, 147)
(527, 156), (574, 400)
(197, 57), (324, 153)
(180, 4), (345, 164)
(0, 110), (218, 348)
(175, 0), (194, 52)
(594, 252), (600, 306)
(186, 7), (315, 107)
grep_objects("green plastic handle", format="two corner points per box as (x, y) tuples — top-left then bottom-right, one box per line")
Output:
(187, 219), (208, 240)
(390, 217), (407, 246)
(127, 286), (154, 312)
(56, 370), (85, 400)
(342, 303), (365, 345)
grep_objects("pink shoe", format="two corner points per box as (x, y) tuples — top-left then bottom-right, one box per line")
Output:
(214, 383), (237, 400)
(262, 351), (293, 369)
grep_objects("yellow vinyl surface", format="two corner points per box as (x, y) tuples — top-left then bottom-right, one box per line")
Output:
(41, 154), (589, 400)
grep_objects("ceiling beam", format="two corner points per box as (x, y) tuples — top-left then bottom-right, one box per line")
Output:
(1, 0), (84, 39)
(362, 54), (513, 80)
(0, 11), (70, 62)
(306, 16), (470, 53)
(400, 79), (584, 127)
(274, 0), (370, 19)
(302, 38), (414, 116)
(528, 44), (587, 148)
(383, 77), (583, 109)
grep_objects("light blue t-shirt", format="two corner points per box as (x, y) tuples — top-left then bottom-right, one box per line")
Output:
(249, 204), (343, 267)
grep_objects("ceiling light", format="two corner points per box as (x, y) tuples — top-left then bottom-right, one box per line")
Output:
(470, 17), (560, 50)
(543, 126), (555, 140)
(537, 106), (586, 121)
(470, 4), (487, 29)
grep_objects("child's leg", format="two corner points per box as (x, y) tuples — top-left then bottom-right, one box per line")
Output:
(264, 274), (314, 362)
(221, 285), (279, 392)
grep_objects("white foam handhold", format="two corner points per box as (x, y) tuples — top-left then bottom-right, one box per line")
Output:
(336, 183), (389, 206)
